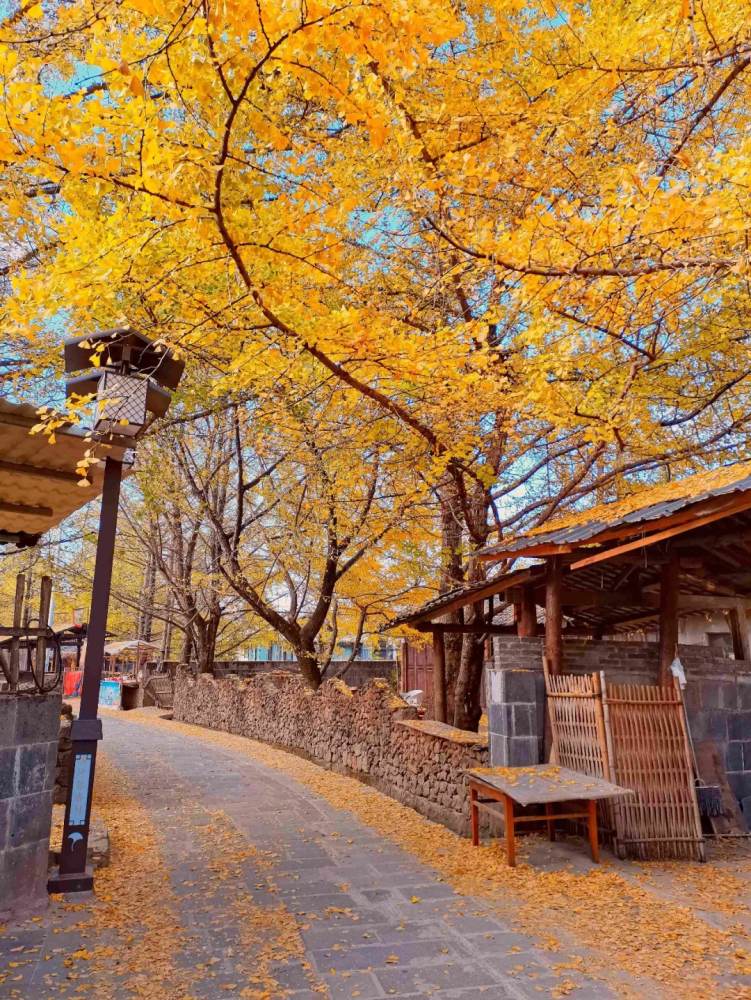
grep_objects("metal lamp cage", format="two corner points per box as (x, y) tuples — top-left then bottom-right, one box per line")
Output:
(94, 372), (149, 438)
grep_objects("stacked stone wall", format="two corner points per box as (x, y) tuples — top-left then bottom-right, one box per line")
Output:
(55, 703), (73, 805)
(213, 659), (397, 690)
(174, 671), (490, 835)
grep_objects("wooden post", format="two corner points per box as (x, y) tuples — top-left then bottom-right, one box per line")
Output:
(470, 785), (479, 846)
(659, 550), (680, 686)
(432, 628), (447, 724)
(587, 798), (600, 863)
(9, 573), (25, 692)
(519, 584), (537, 638)
(504, 793), (516, 867)
(545, 802), (556, 842)
(728, 599), (751, 663)
(545, 556), (563, 675)
(35, 576), (52, 686)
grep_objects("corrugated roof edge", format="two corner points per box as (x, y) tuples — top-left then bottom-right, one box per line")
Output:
(383, 565), (542, 629)
(478, 460), (751, 558)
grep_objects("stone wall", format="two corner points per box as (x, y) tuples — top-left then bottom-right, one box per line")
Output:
(0, 691), (61, 916)
(174, 671), (490, 835)
(492, 635), (751, 807)
(213, 660), (397, 690)
(55, 703), (73, 805)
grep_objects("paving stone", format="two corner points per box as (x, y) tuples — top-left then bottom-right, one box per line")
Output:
(462, 932), (541, 956)
(312, 939), (459, 972)
(373, 961), (502, 992)
(38, 714), (617, 1000)
(269, 959), (317, 990)
(395, 884), (460, 902)
(322, 969), (385, 1000)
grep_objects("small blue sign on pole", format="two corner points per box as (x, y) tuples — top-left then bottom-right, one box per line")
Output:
(69, 753), (92, 827)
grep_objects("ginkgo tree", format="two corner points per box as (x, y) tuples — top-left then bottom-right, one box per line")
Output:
(3, 0), (751, 724)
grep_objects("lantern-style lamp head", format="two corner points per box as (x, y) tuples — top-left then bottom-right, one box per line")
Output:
(64, 327), (185, 440)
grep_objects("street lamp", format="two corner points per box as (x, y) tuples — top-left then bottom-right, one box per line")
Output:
(48, 327), (184, 894)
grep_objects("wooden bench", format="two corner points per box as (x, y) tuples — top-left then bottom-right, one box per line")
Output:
(467, 765), (631, 867)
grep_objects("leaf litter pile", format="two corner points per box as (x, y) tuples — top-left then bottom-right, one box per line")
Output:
(4, 751), (321, 1000)
(109, 708), (751, 1000)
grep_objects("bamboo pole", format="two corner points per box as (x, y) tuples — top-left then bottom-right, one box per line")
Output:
(658, 550), (679, 685)
(35, 576), (52, 686)
(9, 574), (24, 691)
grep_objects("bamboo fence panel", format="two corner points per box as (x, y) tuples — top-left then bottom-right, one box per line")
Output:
(603, 677), (705, 862)
(542, 661), (619, 844)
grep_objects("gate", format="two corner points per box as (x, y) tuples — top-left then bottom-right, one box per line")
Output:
(402, 642), (433, 697)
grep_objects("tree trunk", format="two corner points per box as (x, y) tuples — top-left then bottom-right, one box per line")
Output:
(453, 636), (485, 732)
(179, 630), (194, 666)
(297, 645), (323, 689)
(195, 622), (217, 673)
(138, 549), (156, 642)
(438, 478), (464, 720)
(453, 601), (486, 731)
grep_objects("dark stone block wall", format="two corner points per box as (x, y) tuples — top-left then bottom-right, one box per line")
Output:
(487, 669), (545, 767)
(491, 635), (751, 808)
(0, 691), (61, 916)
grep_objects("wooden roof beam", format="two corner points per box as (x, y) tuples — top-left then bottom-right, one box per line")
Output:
(0, 459), (81, 484)
(415, 622), (537, 635)
(398, 568), (542, 625)
(0, 500), (53, 517)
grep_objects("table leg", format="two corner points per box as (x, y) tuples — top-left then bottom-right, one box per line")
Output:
(503, 794), (516, 868)
(470, 785), (479, 847)
(545, 802), (556, 842)
(588, 799), (599, 863)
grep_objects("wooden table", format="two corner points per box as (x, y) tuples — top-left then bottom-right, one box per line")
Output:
(467, 765), (632, 867)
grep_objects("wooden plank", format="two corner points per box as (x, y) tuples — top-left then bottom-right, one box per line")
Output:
(676, 594), (746, 610)
(479, 543), (575, 560)
(466, 765), (631, 806)
(416, 623), (527, 635)
(474, 801), (592, 822)
(0, 626), (53, 637)
(570, 496), (751, 571)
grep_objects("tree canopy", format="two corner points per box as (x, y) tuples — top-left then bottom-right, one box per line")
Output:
(3, 0), (751, 720)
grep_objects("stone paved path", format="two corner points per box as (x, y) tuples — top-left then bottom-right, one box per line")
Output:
(97, 715), (615, 1000)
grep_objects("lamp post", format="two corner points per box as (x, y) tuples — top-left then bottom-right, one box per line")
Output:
(48, 328), (183, 894)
